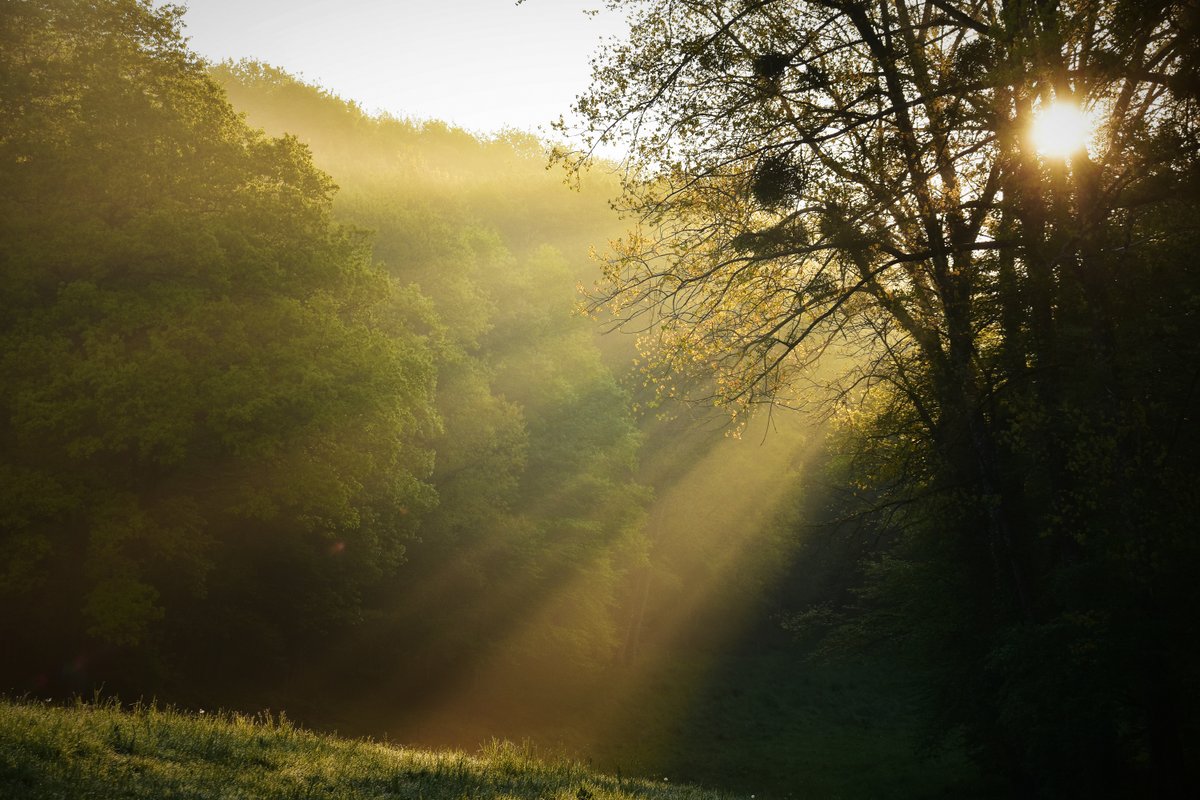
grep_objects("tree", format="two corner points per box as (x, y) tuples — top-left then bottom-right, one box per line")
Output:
(567, 0), (1200, 793)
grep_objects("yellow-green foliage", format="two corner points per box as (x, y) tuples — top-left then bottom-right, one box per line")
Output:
(0, 699), (742, 800)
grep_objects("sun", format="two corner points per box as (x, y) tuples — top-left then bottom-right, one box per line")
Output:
(1031, 101), (1092, 159)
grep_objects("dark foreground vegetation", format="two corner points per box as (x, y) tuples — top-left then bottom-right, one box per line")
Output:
(2, 0), (1198, 798)
(0, 698), (740, 800)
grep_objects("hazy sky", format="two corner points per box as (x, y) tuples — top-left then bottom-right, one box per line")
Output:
(177, 1), (629, 136)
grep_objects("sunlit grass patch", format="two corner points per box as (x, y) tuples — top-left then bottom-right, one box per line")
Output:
(0, 698), (746, 800)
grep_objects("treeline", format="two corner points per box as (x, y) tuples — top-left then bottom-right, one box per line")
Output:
(0, 0), (648, 711)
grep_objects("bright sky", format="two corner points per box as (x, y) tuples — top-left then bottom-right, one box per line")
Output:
(176, 1), (630, 137)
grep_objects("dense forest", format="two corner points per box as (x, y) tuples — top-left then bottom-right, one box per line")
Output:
(2, 0), (652, 709)
(2, 1), (1198, 798)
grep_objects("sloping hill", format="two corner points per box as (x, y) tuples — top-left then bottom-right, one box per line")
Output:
(0, 699), (742, 800)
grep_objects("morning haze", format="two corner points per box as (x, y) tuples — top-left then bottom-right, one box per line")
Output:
(2, 1), (1197, 798)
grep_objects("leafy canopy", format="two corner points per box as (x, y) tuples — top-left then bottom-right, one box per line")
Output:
(0, 0), (438, 647)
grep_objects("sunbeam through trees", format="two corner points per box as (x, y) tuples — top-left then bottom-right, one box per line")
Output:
(1, 1), (1198, 798)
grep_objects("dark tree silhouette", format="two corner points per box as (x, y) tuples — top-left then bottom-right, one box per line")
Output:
(566, 1), (1200, 793)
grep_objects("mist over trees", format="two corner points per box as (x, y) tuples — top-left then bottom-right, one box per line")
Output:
(209, 61), (656, 707)
(2, 0), (1198, 797)
(0, 0), (651, 714)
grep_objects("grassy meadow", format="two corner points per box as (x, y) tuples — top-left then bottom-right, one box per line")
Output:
(0, 645), (978, 800)
(0, 698), (744, 800)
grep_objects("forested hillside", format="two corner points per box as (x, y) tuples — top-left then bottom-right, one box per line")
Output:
(3, 0), (433, 669)
(5, 1), (1198, 797)
(0, 0), (649, 720)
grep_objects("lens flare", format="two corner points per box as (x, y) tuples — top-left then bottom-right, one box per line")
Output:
(1031, 101), (1092, 159)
